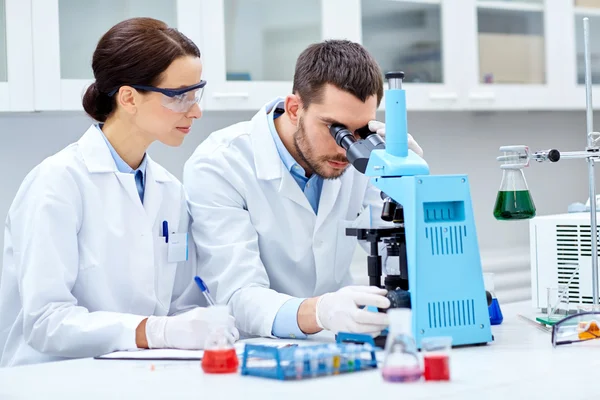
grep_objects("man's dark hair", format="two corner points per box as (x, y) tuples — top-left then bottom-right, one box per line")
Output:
(292, 40), (384, 109)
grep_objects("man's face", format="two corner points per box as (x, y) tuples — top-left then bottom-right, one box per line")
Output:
(294, 84), (378, 179)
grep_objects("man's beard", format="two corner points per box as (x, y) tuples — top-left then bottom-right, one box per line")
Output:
(293, 117), (349, 180)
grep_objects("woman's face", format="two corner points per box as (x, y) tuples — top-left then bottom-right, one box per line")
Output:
(133, 55), (204, 147)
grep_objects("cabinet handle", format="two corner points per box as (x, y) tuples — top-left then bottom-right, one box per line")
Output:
(429, 92), (458, 101)
(212, 92), (250, 99)
(469, 92), (496, 101)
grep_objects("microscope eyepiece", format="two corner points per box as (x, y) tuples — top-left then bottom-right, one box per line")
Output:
(329, 124), (357, 150)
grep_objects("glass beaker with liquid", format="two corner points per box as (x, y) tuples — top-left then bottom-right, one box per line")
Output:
(493, 149), (536, 220)
(201, 305), (239, 374)
(381, 308), (422, 383)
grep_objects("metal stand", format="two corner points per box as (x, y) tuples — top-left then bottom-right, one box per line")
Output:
(583, 18), (599, 307)
(496, 18), (600, 308)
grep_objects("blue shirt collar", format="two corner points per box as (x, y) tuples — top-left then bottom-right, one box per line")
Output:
(266, 98), (307, 177)
(96, 124), (147, 175)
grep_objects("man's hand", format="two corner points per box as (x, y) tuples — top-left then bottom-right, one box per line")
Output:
(315, 286), (391, 335)
(368, 120), (424, 158)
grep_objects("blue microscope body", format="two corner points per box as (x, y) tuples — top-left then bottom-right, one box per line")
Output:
(337, 72), (493, 348)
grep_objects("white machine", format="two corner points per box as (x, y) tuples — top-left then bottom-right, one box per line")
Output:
(530, 212), (599, 313)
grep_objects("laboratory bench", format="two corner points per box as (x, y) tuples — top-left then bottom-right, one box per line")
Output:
(0, 301), (596, 400)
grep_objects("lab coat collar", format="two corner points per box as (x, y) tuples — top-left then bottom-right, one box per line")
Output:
(78, 124), (171, 183)
(251, 100), (285, 181)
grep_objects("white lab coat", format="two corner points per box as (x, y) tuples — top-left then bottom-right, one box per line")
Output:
(0, 125), (202, 367)
(184, 101), (386, 338)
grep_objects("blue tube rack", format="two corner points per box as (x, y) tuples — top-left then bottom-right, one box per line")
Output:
(240, 340), (378, 380)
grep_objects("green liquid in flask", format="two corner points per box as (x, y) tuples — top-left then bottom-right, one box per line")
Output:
(493, 190), (536, 220)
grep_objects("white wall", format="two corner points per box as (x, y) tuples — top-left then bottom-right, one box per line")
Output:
(0, 109), (597, 303)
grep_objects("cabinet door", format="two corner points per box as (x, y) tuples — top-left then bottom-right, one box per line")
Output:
(359, 0), (465, 111)
(462, 0), (562, 110)
(0, 0), (34, 112)
(200, 0), (357, 110)
(31, 0), (202, 111)
(562, 1), (600, 110)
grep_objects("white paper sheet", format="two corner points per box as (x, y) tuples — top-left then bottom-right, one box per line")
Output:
(95, 343), (246, 361)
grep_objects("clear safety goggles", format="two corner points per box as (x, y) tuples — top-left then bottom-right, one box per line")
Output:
(551, 311), (600, 346)
(108, 81), (206, 113)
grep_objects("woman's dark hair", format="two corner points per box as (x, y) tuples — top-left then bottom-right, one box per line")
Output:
(82, 17), (201, 122)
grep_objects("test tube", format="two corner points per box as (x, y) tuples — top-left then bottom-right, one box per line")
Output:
(294, 349), (305, 380)
(347, 344), (356, 371)
(325, 345), (335, 375)
(354, 345), (363, 370)
(317, 348), (327, 375)
(309, 349), (319, 377)
(332, 345), (341, 374)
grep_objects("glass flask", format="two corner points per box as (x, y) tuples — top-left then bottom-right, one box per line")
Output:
(201, 305), (239, 374)
(381, 309), (422, 382)
(493, 150), (536, 220)
(483, 272), (503, 325)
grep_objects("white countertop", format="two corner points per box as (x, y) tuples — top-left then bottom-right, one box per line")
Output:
(0, 301), (597, 400)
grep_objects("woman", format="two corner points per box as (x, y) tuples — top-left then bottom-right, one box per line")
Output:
(0, 17), (237, 367)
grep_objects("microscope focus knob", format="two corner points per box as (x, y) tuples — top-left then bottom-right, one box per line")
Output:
(381, 200), (397, 222)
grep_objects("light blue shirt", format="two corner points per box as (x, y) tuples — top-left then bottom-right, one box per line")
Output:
(268, 98), (323, 339)
(97, 125), (147, 203)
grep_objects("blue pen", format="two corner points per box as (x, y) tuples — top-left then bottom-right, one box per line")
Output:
(194, 276), (216, 306)
(162, 221), (169, 243)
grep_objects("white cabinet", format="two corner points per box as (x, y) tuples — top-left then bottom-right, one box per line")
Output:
(3, 0), (600, 112)
(198, 0), (568, 111)
(460, 0), (564, 110)
(561, 1), (600, 110)
(0, 0), (34, 112)
(199, 0), (360, 111)
(30, 0), (203, 111)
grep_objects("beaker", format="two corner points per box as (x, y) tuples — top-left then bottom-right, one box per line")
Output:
(381, 309), (422, 383)
(421, 336), (452, 381)
(201, 305), (239, 374)
(547, 285), (569, 322)
(493, 167), (536, 221)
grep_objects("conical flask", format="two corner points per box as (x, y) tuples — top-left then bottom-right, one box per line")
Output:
(493, 167), (536, 220)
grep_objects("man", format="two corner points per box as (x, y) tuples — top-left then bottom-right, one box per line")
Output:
(183, 40), (423, 339)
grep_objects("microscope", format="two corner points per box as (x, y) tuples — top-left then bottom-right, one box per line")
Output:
(330, 72), (493, 349)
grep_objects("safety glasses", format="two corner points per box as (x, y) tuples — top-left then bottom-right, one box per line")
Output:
(551, 311), (600, 347)
(108, 81), (206, 113)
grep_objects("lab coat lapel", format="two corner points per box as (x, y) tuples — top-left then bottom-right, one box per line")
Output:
(250, 102), (314, 214)
(315, 177), (342, 231)
(142, 160), (166, 229)
(115, 173), (146, 217)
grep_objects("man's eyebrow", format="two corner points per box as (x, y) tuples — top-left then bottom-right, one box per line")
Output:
(319, 116), (343, 126)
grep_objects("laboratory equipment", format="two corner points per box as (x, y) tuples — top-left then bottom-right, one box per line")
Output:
(503, 18), (600, 311)
(337, 71), (493, 349)
(200, 305), (239, 374)
(240, 341), (377, 380)
(381, 309), (422, 383)
(483, 273), (503, 325)
(493, 147), (536, 220)
(551, 311), (600, 346)
(421, 336), (452, 381)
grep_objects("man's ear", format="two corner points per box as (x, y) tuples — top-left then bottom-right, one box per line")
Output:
(284, 94), (302, 125)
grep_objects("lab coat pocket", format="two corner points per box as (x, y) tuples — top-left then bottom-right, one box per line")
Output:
(156, 241), (178, 311)
(334, 219), (358, 283)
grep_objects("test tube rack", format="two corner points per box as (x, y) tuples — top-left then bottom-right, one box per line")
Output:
(240, 341), (378, 380)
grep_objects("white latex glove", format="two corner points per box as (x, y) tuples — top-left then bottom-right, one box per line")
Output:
(315, 286), (391, 335)
(145, 307), (240, 350)
(368, 120), (424, 158)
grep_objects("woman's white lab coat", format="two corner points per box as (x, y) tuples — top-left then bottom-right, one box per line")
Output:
(0, 125), (202, 367)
